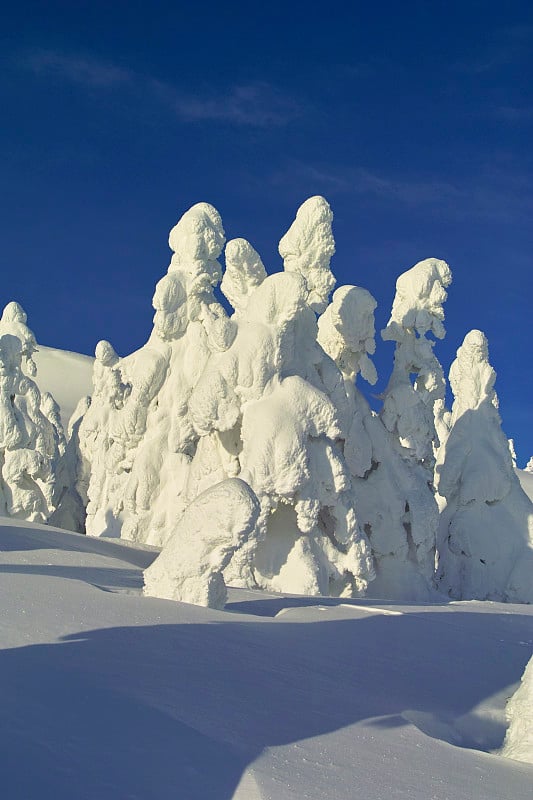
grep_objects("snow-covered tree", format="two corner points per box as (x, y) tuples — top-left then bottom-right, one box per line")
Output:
(75, 199), (532, 606)
(79, 199), (376, 598)
(49, 395), (91, 532)
(501, 654), (533, 764)
(318, 285), (438, 599)
(435, 330), (533, 602)
(381, 258), (452, 467)
(0, 325), (63, 523)
(0, 301), (38, 377)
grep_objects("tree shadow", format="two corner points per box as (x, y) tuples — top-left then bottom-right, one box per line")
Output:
(0, 564), (142, 591)
(0, 522), (157, 569)
(1, 608), (532, 799)
(225, 593), (434, 617)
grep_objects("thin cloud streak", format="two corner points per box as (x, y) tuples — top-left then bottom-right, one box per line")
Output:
(18, 49), (302, 127)
(271, 161), (533, 223)
(22, 49), (131, 87)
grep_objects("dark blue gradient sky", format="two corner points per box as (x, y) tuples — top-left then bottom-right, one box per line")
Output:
(1, 1), (532, 462)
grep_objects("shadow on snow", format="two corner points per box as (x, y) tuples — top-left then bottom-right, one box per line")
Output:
(1, 607), (532, 799)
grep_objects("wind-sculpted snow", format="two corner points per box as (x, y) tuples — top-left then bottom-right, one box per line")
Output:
(279, 195), (336, 313)
(0, 307), (69, 524)
(143, 478), (260, 608)
(75, 198), (531, 606)
(221, 238), (267, 315)
(436, 331), (533, 602)
(502, 654), (533, 764)
(78, 200), (374, 597)
(0, 301), (38, 376)
(381, 258), (452, 466)
(318, 285), (437, 599)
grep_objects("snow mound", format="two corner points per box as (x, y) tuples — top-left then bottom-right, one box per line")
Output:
(33, 345), (93, 430)
(143, 478), (260, 608)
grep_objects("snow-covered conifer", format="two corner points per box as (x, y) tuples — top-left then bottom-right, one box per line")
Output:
(435, 330), (533, 602)
(0, 331), (61, 522)
(318, 285), (438, 599)
(381, 258), (452, 466)
(0, 301), (39, 377)
(221, 238), (267, 315)
(279, 195), (336, 313)
(501, 654), (533, 764)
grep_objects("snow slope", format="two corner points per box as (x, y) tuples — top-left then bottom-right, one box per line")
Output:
(33, 345), (93, 429)
(1, 517), (532, 800)
(517, 468), (533, 504)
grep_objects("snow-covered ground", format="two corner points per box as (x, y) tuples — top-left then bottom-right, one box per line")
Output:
(1, 516), (532, 799)
(517, 468), (533, 504)
(32, 345), (93, 429)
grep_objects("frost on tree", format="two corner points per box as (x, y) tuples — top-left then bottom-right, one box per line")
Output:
(143, 478), (260, 609)
(435, 330), (533, 602)
(0, 313), (65, 523)
(49, 395), (91, 532)
(79, 198), (376, 598)
(318, 286), (438, 599)
(501, 654), (533, 764)
(381, 258), (452, 466)
(0, 301), (38, 377)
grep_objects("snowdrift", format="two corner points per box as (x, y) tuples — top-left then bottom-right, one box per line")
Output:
(1, 518), (532, 799)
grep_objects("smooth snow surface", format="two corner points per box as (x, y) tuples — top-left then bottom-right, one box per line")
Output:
(517, 468), (533, 503)
(33, 345), (93, 430)
(1, 518), (532, 799)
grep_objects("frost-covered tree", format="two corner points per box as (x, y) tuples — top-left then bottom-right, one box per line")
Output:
(318, 285), (438, 599)
(0, 328), (63, 523)
(381, 258), (452, 467)
(0, 301), (38, 377)
(79, 198), (376, 598)
(525, 457), (533, 474)
(49, 395), (91, 532)
(435, 330), (533, 602)
(501, 654), (533, 764)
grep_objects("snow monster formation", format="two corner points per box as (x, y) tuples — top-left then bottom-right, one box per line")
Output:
(144, 478), (260, 609)
(0, 303), (65, 522)
(435, 330), (533, 602)
(78, 197), (454, 603)
(76, 197), (532, 606)
(502, 653), (533, 764)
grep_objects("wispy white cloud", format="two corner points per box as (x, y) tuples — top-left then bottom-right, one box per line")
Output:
(23, 49), (131, 88)
(17, 49), (301, 127)
(271, 160), (533, 223)
(150, 79), (300, 126)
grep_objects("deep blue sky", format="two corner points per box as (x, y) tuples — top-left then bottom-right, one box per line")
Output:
(1, 1), (532, 463)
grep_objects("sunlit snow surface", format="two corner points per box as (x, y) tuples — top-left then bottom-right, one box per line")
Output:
(1, 517), (532, 799)
(32, 345), (93, 430)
